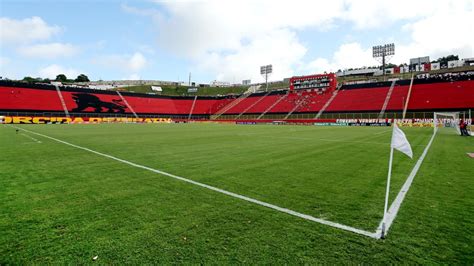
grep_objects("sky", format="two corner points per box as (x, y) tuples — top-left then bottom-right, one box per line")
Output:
(1, 0), (473, 84)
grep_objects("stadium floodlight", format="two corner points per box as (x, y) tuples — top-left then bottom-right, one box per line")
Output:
(260, 64), (272, 91)
(373, 43), (395, 80)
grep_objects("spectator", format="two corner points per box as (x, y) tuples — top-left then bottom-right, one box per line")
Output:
(460, 119), (469, 136)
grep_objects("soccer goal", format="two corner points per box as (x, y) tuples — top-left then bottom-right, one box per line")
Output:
(434, 112), (472, 136)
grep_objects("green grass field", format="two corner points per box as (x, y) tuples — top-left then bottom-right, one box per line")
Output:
(114, 84), (251, 96)
(1, 123), (473, 263)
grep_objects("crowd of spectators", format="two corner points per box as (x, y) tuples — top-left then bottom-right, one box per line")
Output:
(415, 71), (474, 82)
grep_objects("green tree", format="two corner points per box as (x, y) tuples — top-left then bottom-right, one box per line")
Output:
(434, 55), (459, 66)
(75, 74), (90, 82)
(56, 74), (67, 82)
(22, 76), (40, 83)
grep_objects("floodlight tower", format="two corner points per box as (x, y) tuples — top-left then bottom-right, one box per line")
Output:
(372, 43), (395, 80)
(260, 64), (272, 91)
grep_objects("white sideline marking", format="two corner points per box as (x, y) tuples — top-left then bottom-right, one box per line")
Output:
(375, 130), (437, 238)
(20, 133), (42, 143)
(9, 125), (436, 240)
(11, 126), (378, 239)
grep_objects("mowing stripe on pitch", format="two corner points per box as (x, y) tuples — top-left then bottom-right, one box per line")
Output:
(373, 129), (392, 135)
(375, 130), (437, 238)
(12, 125), (378, 239)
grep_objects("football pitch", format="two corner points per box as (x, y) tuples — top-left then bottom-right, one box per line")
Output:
(1, 123), (473, 263)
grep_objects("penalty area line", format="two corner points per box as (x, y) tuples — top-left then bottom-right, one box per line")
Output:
(12, 125), (378, 239)
(20, 133), (42, 143)
(5, 125), (42, 143)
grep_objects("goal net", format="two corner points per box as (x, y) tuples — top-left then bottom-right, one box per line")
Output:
(434, 112), (471, 136)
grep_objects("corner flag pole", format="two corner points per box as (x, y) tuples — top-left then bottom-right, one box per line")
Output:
(380, 122), (413, 238)
(381, 147), (394, 238)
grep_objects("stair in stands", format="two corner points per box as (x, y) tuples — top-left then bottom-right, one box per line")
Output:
(378, 80), (397, 119)
(54, 84), (70, 118)
(236, 91), (272, 119)
(257, 92), (289, 120)
(402, 74), (415, 119)
(314, 83), (342, 119)
(188, 95), (198, 120)
(116, 90), (139, 118)
(212, 92), (252, 119)
(284, 98), (305, 119)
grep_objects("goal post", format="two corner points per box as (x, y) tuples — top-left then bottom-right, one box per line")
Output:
(434, 112), (472, 136)
(434, 112), (459, 134)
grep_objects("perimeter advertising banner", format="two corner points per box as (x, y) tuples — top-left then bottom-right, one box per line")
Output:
(2, 116), (172, 124)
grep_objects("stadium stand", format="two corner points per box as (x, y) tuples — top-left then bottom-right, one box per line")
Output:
(407, 80), (474, 110)
(235, 91), (272, 118)
(1, 72), (473, 120)
(325, 87), (391, 112)
(244, 92), (287, 114)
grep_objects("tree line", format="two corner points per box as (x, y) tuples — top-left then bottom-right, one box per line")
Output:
(22, 74), (90, 83)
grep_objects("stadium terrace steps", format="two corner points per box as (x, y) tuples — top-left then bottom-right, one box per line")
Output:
(236, 91), (272, 118)
(402, 75), (415, 118)
(284, 97), (306, 119)
(385, 85), (409, 111)
(188, 95), (198, 119)
(315, 84), (342, 119)
(54, 84), (70, 118)
(1, 79), (473, 117)
(325, 87), (391, 112)
(281, 91), (320, 118)
(212, 92), (252, 119)
(407, 80), (474, 110)
(116, 90), (139, 118)
(257, 92), (289, 119)
(225, 95), (263, 115)
(378, 80), (397, 119)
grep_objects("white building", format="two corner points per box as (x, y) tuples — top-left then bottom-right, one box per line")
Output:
(210, 80), (231, 87)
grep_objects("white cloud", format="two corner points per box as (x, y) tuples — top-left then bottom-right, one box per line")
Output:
(0, 57), (25, 80)
(123, 0), (473, 81)
(200, 29), (306, 82)
(92, 52), (148, 77)
(341, 0), (443, 29)
(0, 16), (61, 44)
(17, 43), (79, 58)
(0, 57), (14, 79)
(128, 53), (147, 72)
(152, 0), (344, 59)
(302, 0), (474, 74)
(137, 0), (469, 81)
(306, 43), (374, 73)
(38, 64), (81, 79)
(142, 1), (346, 81)
(393, 4), (474, 62)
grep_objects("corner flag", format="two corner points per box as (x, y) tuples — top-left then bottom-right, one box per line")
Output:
(381, 122), (413, 238)
(391, 123), (413, 159)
